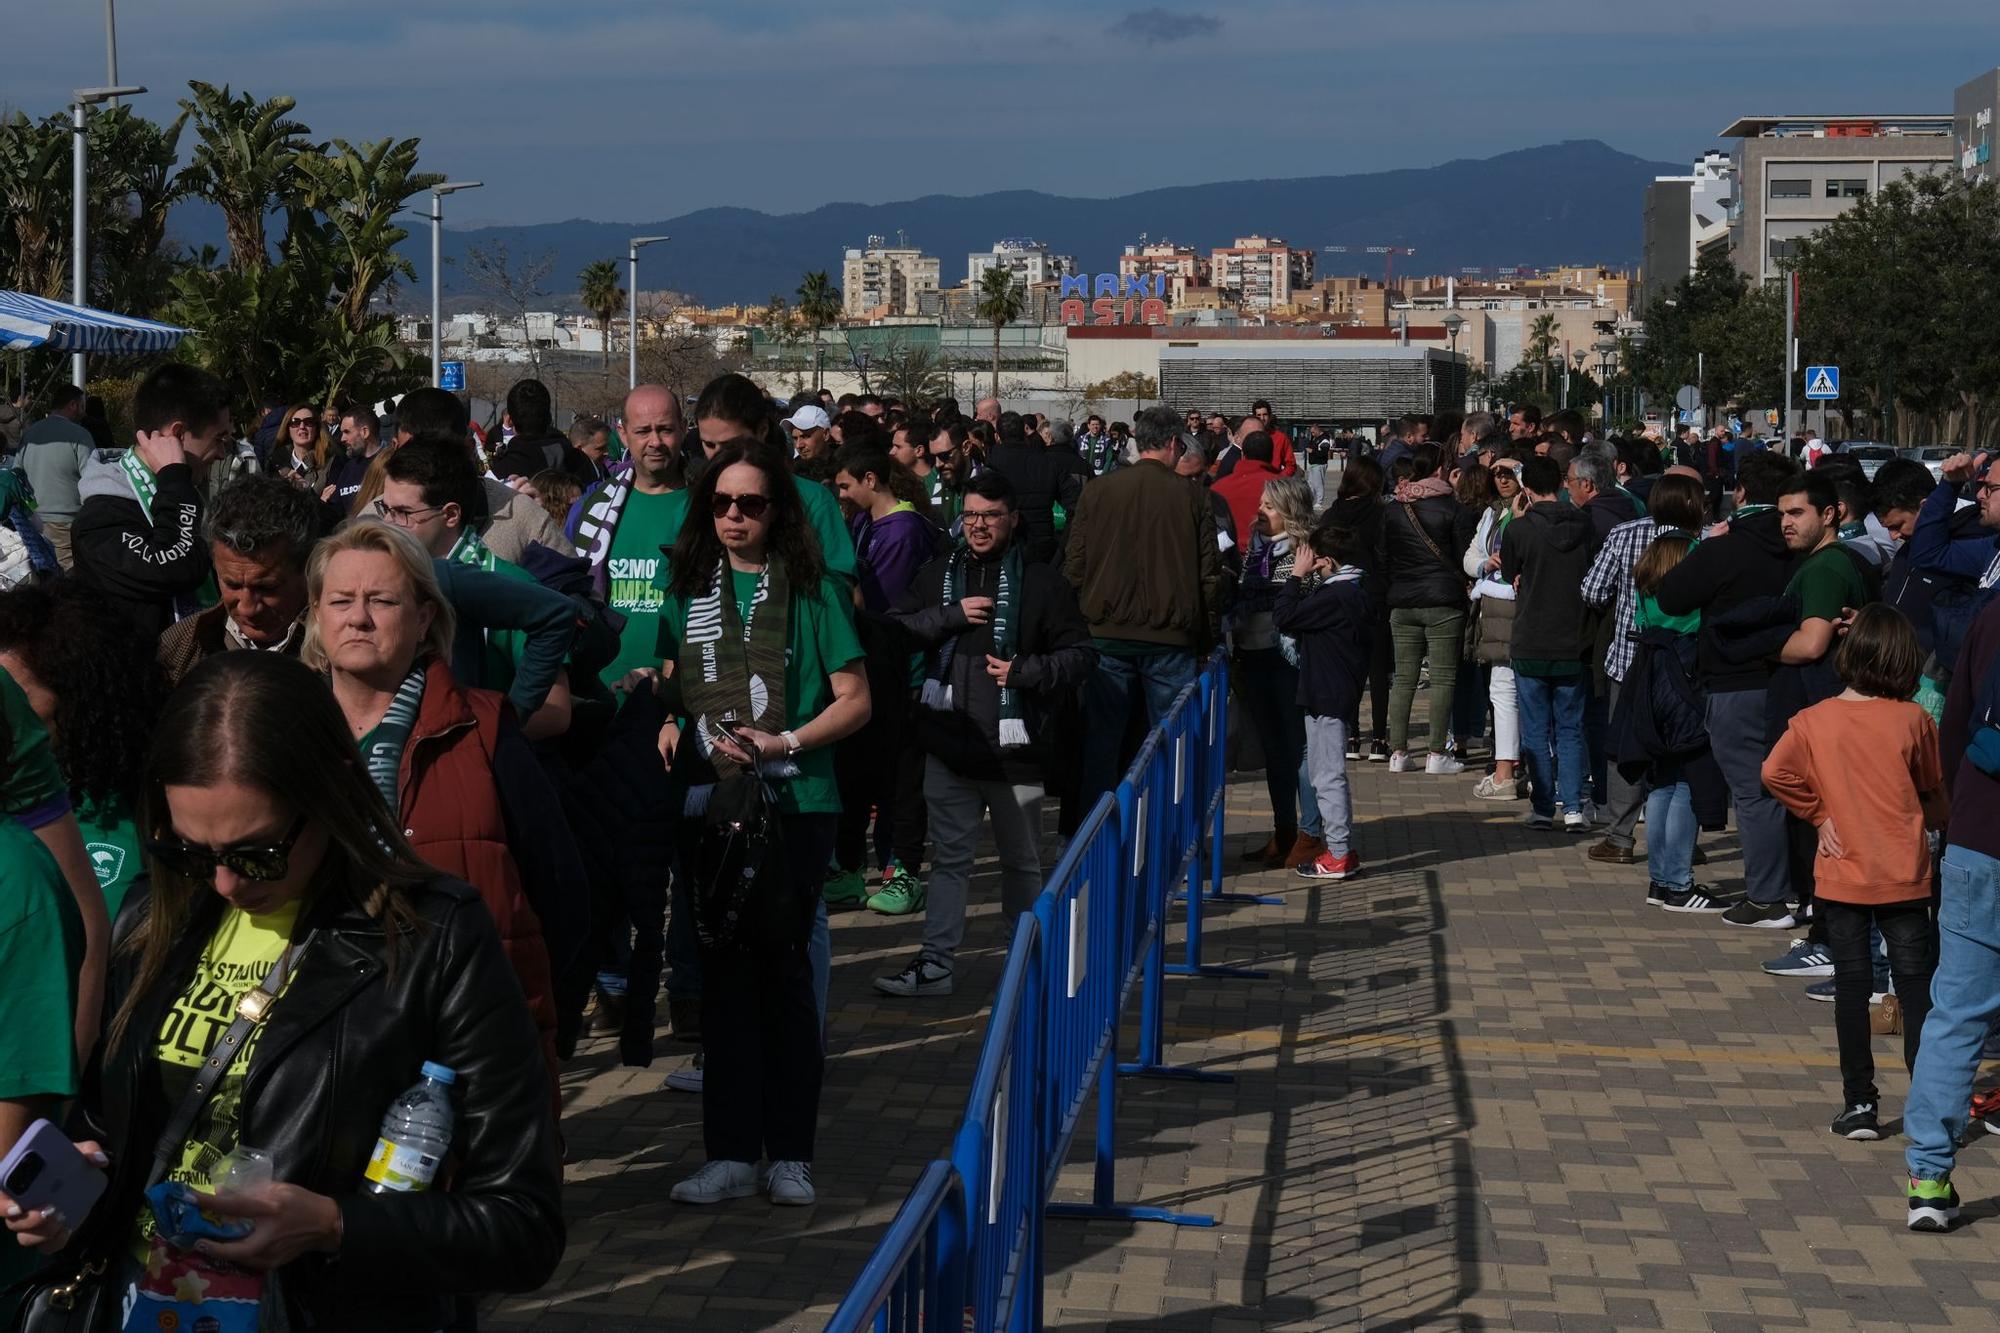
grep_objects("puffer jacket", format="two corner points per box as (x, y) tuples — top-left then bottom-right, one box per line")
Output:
(396, 660), (562, 1092)
(1382, 489), (1476, 609)
(55, 877), (563, 1331)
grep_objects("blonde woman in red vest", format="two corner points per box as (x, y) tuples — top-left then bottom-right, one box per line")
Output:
(303, 521), (569, 1095)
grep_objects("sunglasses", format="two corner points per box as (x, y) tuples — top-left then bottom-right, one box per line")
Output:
(289, 417), (315, 429)
(710, 491), (771, 520)
(148, 812), (309, 883)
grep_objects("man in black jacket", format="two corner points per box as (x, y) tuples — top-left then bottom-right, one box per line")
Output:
(1655, 450), (1802, 920)
(72, 363), (233, 638)
(983, 410), (1088, 564)
(878, 472), (1097, 997)
(491, 378), (597, 488)
(1501, 455), (1601, 832)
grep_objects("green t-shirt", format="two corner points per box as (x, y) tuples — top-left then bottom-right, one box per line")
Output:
(74, 792), (144, 921)
(657, 570), (864, 815)
(651, 476), (857, 583)
(0, 819), (81, 1321)
(0, 666), (66, 822)
(602, 487), (680, 687)
(1787, 542), (1866, 626)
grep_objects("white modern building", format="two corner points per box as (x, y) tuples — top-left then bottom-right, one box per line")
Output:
(966, 238), (1074, 290)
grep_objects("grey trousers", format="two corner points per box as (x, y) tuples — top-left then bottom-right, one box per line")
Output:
(1706, 688), (1789, 906)
(921, 762), (1045, 963)
(1304, 715), (1354, 857)
(1600, 676), (1647, 848)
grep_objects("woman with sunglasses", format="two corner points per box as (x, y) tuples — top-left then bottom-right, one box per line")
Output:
(1, 651), (562, 1330)
(303, 521), (568, 1098)
(654, 440), (870, 1207)
(269, 403), (332, 493)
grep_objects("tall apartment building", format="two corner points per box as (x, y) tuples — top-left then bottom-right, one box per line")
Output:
(1955, 67), (2000, 184)
(1117, 240), (1210, 304)
(1722, 115), (1954, 282)
(1210, 236), (1315, 311)
(966, 238), (1074, 290)
(842, 238), (941, 318)
(1640, 151), (1735, 314)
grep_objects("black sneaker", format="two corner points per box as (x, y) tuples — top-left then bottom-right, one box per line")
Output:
(1831, 1103), (1880, 1140)
(1646, 882), (1671, 908)
(1661, 884), (1735, 914)
(1721, 898), (1797, 928)
(1366, 739), (1389, 763)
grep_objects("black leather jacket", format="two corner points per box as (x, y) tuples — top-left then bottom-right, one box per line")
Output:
(59, 877), (564, 1331)
(1382, 494), (1475, 609)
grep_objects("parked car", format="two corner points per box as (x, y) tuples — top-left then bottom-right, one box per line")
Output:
(1902, 445), (1956, 481)
(1837, 442), (1899, 479)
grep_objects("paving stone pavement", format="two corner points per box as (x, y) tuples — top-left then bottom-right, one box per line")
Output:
(486, 749), (2000, 1331)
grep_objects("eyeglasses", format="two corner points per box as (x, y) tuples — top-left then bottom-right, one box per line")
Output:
(710, 491), (771, 520)
(1978, 482), (2000, 498)
(148, 812), (309, 883)
(960, 509), (1009, 527)
(371, 499), (442, 526)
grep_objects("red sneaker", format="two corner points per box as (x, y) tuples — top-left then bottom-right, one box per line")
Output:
(1969, 1087), (2000, 1135)
(1294, 850), (1360, 881)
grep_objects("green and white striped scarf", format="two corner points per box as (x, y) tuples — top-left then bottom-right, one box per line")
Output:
(362, 665), (427, 812)
(119, 451), (158, 523)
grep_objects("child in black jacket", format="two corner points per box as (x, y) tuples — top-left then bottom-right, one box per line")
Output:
(1274, 519), (1376, 880)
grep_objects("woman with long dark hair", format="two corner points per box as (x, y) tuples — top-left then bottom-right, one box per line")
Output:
(0, 582), (171, 920)
(656, 440), (871, 1207)
(2, 652), (562, 1330)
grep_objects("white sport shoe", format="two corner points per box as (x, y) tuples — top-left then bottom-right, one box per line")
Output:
(765, 1160), (816, 1206)
(1472, 773), (1518, 800)
(1425, 752), (1466, 775)
(670, 1158), (757, 1204)
(1387, 750), (1414, 772)
(1562, 810), (1589, 834)
(665, 1053), (704, 1093)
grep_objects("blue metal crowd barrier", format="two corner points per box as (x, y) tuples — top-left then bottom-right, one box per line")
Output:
(828, 653), (1248, 1332)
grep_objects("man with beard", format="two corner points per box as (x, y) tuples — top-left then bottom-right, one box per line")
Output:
(927, 419), (977, 528)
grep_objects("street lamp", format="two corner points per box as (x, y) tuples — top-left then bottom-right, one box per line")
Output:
(628, 235), (670, 391)
(69, 83), (146, 388)
(1440, 311), (1466, 410)
(1593, 335), (1618, 430)
(429, 181), (482, 387)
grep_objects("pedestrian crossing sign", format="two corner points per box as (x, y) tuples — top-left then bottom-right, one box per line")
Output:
(1805, 365), (1839, 400)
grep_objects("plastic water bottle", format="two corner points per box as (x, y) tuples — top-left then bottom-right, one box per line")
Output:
(363, 1062), (456, 1194)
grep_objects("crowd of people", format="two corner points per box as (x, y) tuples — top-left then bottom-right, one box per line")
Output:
(5, 360), (2000, 1331)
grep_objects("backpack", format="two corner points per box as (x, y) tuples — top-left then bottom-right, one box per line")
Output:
(1612, 627), (1709, 769)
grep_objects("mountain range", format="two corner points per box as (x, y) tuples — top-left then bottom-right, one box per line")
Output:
(174, 139), (1682, 306)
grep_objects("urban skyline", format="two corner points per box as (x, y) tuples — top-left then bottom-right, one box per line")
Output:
(2, 0), (1992, 225)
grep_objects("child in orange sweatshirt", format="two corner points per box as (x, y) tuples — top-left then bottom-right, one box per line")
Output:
(1763, 604), (1948, 1142)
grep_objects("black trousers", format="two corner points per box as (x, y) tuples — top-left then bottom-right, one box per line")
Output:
(1366, 609), (1392, 741)
(834, 697), (926, 875)
(700, 812), (836, 1164)
(1820, 896), (1938, 1107)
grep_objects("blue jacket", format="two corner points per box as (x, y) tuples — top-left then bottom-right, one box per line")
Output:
(1908, 479), (1997, 583)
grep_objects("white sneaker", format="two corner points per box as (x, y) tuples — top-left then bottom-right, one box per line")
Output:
(1387, 750), (1414, 773)
(670, 1158), (757, 1204)
(873, 954), (954, 997)
(665, 1053), (704, 1093)
(1425, 752), (1466, 775)
(1472, 774), (1518, 801)
(764, 1159), (816, 1206)
(1562, 810), (1589, 834)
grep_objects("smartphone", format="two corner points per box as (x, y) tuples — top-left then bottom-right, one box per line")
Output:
(0, 1120), (107, 1222)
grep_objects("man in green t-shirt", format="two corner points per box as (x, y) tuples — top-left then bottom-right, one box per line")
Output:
(1778, 471), (1870, 672)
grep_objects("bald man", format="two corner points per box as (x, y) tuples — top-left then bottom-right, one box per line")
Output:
(568, 384), (688, 691)
(975, 396), (1001, 427)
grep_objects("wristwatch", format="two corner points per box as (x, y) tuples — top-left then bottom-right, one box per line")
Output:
(781, 730), (802, 756)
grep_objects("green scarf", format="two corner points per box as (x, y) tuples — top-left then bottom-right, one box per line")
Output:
(119, 451), (159, 524)
(681, 559), (791, 779)
(923, 543), (1028, 747)
(361, 665), (426, 812)
(446, 527), (496, 572)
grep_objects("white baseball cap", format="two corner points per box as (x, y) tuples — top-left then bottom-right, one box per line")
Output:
(783, 405), (831, 432)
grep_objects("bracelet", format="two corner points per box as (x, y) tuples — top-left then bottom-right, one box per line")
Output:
(782, 730), (802, 755)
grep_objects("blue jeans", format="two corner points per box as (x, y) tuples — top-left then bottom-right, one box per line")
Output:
(1081, 647), (1196, 803)
(1907, 844), (2000, 1180)
(1515, 671), (1586, 819)
(1236, 647), (1321, 838)
(1644, 773), (1695, 891)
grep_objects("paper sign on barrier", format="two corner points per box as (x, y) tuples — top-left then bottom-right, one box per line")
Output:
(1068, 879), (1088, 998)
(1132, 791), (1147, 878)
(989, 1057), (1009, 1225)
(1174, 735), (1185, 804)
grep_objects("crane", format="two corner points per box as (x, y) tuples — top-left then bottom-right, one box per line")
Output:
(1323, 244), (1416, 288)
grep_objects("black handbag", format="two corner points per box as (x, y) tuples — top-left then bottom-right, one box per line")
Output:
(689, 776), (788, 955)
(10, 934), (315, 1332)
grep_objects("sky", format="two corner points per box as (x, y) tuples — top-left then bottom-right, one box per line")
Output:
(2, 0), (1994, 226)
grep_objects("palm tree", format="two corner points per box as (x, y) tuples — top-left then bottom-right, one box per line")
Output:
(795, 270), (841, 390)
(578, 259), (624, 377)
(975, 267), (1026, 399)
(179, 82), (315, 274)
(1527, 312), (1559, 394)
(296, 137), (441, 333)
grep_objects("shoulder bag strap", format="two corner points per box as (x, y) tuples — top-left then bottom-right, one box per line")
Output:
(1402, 501), (1460, 577)
(145, 929), (317, 1190)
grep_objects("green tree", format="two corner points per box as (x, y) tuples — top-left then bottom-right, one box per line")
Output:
(1525, 312), (1559, 393)
(795, 270), (841, 391)
(178, 82), (315, 274)
(975, 267), (1025, 398)
(578, 259), (624, 378)
(295, 137), (441, 333)
(874, 337), (953, 408)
